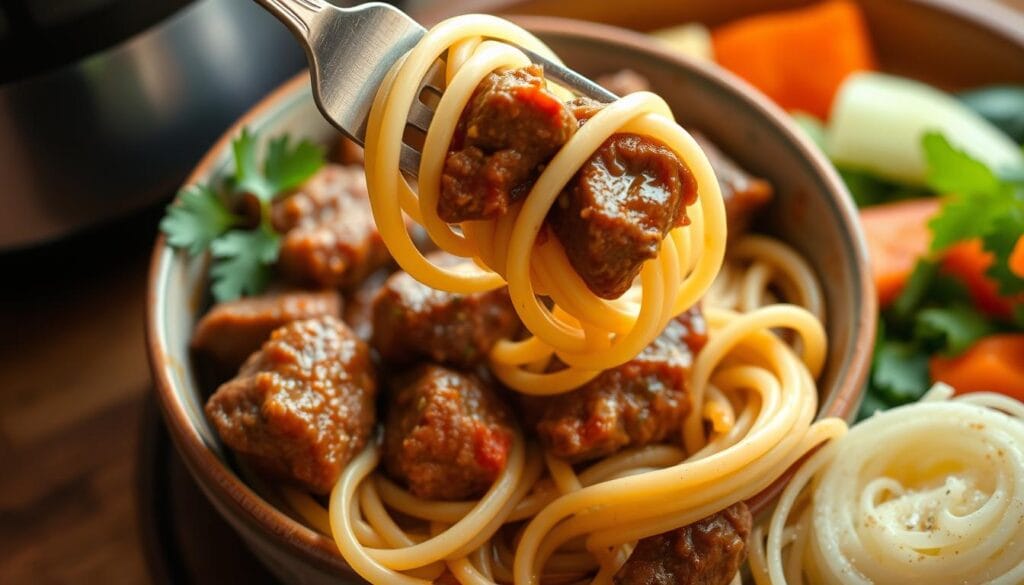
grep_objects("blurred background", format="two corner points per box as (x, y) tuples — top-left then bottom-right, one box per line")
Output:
(0, 0), (1021, 583)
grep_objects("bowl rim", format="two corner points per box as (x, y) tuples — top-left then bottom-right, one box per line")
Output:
(146, 16), (875, 574)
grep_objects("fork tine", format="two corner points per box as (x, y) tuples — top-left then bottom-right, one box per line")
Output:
(400, 143), (422, 174)
(515, 46), (618, 103)
(420, 60), (446, 94)
(407, 101), (435, 132)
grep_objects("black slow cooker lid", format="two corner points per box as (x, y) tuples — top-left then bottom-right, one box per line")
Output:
(0, 0), (194, 84)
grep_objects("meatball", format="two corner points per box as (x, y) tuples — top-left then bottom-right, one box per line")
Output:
(371, 252), (521, 368)
(271, 164), (390, 290)
(549, 98), (698, 299)
(613, 502), (753, 585)
(204, 317), (376, 494)
(383, 365), (515, 500)
(342, 268), (390, 343)
(191, 289), (342, 374)
(527, 307), (707, 462)
(692, 132), (773, 241)
(440, 64), (577, 222)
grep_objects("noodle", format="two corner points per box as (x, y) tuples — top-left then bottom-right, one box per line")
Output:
(757, 385), (1024, 585)
(276, 12), (841, 585)
(363, 14), (727, 395)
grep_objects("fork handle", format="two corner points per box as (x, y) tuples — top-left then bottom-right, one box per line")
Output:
(252, 0), (326, 39)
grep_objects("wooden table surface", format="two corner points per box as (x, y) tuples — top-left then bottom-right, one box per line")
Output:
(2, 3), (1023, 583)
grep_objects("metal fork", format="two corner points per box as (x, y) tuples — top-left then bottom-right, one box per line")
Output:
(252, 0), (616, 174)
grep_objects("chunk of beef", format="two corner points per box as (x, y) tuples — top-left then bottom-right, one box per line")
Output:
(550, 98), (698, 299)
(204, 317), (376, 494)
(439, 65), (577, 222)
(342, 268), (390, 343)
(692, 133), (773, 241)
(271, 164), (390, 290)
(596, 69), (651, 96)
(383, 364), (515, 500)
(191, 290), (342, 374)
(613, 502), (753, 585)
(371, 252), (520, 368)
(527, 307), (707, 462)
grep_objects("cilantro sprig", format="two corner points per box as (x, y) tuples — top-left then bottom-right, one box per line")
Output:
(859, 132), (1023, 419)
(160, 128), (325, 301)
(923, 133), (1024, 297)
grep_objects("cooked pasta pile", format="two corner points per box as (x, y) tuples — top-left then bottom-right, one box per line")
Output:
(274, 13), (853, 585)
(750, 385), (1024, 585)
(363, 14), (726, 395)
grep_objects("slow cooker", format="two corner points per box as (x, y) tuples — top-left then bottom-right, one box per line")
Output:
(0, 0), (308, 249)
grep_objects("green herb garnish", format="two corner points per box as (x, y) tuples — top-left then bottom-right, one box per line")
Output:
(160, 128), (325, 301)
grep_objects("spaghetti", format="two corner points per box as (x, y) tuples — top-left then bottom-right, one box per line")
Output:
(284, 13), (835, 585)
(363, 14), (726, 395)
(751, 385), (1024, 585)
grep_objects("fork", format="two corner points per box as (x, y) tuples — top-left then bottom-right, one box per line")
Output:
(252, 0), (616, 174)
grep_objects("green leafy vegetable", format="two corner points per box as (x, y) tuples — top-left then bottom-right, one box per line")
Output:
(982, 212), (1024, 296)
(914, 305), (994, 355)
(921, 132), (1001, 197)
(838, 168), (928, 208)
(210, 226), (282, 302)
(922, 132), (1024, 297)
(160, 127), (326, 301)
(860, 131), (1024, 417)
(870, 340), (931, 405)
(159, 185), (236, 255)
(233, 128), (325, 203)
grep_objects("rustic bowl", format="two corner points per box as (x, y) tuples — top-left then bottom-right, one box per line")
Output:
(147, 18), (874, 584)
(416, 0), (1024, 90)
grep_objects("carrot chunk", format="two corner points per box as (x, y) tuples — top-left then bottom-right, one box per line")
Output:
(930, 334), (1024, 401)
(859, 198), (939, 307)
(712, 0), (876, 119)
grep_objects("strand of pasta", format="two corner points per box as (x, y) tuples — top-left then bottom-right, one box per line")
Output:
(705, 235), (825, 323)
(759, 386), (1024, 585)
(364, 14), (726, 395)
(510, 304), (832, 584)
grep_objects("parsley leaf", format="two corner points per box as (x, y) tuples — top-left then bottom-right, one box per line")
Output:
(871, 340), (931, 405)
(922, 132), (1001, 196)
(233, 127), (325, 202)
(209, 226), (281, 301)
(924, 133), (1020, 252)
(982, 212), (1024, 296)
(161, 127), (327, 301)
(265, 135), (326, 193)
(914, 305), (994, 355)
(159, 185), (236, 255)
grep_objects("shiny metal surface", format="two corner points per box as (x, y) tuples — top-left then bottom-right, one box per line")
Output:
(253, 0), (615, 174)
(0, 0), (306, 250)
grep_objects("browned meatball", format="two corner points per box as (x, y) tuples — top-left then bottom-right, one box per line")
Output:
(204, 317), (376, 494)
(527, 307), (707, 462)
(691, 132), (773, 241)
(191, 289), (342, 374)
(383, 365), (515, 500)
(613, 502), (753, 585)
(342, 268), (390, 343)
(550, 98), (698, 299)
(371, 252), (521, 368)
(440, 65), (577, 222)
(271, 164), (390, 290)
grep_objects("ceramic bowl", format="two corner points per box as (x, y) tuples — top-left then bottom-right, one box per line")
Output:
(147, 18), (874, 584)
